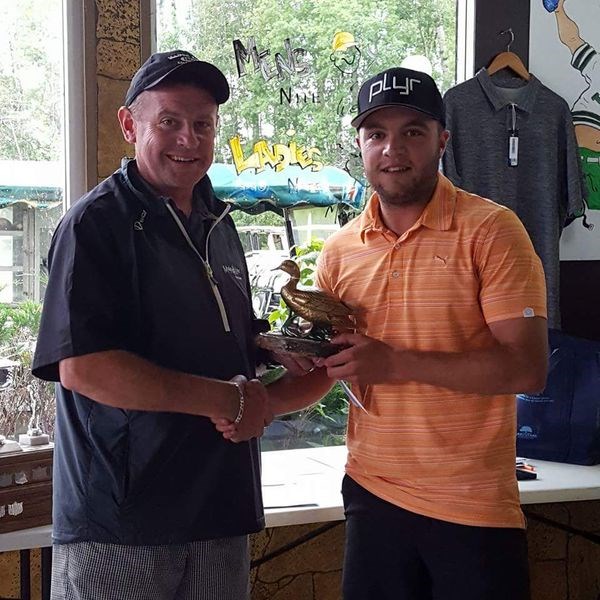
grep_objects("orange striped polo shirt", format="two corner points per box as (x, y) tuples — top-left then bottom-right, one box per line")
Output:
(316, 173), (547, 528)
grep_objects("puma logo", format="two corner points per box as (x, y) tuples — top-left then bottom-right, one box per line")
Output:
(434, 255), (447, 266)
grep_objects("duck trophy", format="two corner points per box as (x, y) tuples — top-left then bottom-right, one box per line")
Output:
(255, 259), (355, 358)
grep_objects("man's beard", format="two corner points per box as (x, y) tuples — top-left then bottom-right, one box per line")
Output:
(374, 157), (440, 208)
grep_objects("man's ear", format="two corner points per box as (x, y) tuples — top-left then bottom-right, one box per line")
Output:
(117, 106), (136, 144)
(439, 129), (450, 159)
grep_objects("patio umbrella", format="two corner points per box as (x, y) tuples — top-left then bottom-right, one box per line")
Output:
(0, 161), (63, 209)
(208, 163), (365, 211)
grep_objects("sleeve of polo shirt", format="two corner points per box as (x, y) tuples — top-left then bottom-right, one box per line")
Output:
(32, 203), (132, 382)
(476, 208), (548, 324)
(315, 244), (335, 296)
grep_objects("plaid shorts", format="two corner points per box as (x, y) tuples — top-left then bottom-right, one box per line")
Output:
(50, 536), (249, 600)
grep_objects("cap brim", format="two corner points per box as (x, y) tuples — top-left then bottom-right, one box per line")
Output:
(351, 103), (444, 129)
(145, 61), (230, 105)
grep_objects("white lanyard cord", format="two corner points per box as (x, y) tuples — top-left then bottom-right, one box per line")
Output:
(165, 202), (231, 332)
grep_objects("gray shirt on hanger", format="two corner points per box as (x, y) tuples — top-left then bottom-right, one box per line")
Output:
(442, 68), (587, 329)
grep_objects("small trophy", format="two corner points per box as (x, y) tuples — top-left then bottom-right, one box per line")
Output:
(255, 259), (355, 358)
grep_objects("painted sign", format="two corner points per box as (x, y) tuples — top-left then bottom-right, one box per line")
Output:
(233, 37), (307, 81)
(229, 136), (324, 174)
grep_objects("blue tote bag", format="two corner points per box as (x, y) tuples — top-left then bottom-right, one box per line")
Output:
(516, 329), (600, 465)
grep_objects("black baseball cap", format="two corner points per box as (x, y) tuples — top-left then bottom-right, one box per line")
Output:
(124, 50), (230, 107)
(351, 67), (445, 129)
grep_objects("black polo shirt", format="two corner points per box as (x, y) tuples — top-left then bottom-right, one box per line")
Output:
(32, 159), (265, 545)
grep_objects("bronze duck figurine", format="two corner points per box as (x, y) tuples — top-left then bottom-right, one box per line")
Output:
(275, 259), (354, 338)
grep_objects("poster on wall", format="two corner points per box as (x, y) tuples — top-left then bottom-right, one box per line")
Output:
(530, 0), (600, 260)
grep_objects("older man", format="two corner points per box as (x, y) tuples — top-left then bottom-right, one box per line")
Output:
(33, 50), (271, 600)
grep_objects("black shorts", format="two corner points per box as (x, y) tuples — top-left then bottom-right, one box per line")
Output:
(342, 475), (530, 600)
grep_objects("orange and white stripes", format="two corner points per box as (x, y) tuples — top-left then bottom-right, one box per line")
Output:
(316, 173), (547, 528)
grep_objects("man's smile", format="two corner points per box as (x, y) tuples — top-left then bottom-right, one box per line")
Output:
(382, 166), (410, 173)
(167, 155), (198, 163)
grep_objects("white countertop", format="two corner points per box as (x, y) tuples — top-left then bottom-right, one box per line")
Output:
(2, 445), (599, 553)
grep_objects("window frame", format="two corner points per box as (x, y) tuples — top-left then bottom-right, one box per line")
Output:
(63, 0), (96, 210)
(456, 0), (476, 83)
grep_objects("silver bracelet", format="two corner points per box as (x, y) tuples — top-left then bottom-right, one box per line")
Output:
(233, 382), (245, 425)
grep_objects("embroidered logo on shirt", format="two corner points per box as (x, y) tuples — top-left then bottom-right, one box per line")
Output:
(223, 265), (243, 279)
(523, 307), (535, 317)
(434, 255), (447, 266)
(134, 210), (147, 231)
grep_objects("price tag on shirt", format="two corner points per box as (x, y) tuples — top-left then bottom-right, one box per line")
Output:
(508, 131), (519, 167)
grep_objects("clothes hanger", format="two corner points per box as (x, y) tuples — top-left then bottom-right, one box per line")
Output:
(486, 28), (531, 80)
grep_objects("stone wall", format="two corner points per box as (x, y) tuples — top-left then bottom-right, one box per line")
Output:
(95, 0), (142, 179)
(0, 548), (42, 598)
(527, 502), (600, 600)
(250, 522), (344, 599)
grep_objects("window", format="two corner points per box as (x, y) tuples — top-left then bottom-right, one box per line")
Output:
(0, 0), (83, 441)
(155, 0), (461, 450)
(0, 1), (65, 304)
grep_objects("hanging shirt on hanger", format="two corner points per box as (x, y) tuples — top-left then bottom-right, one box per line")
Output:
(442, 68), (587, 329)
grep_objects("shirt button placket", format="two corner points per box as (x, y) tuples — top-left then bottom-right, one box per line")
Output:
(386, 242), (402, 327)
(391, 242), (402, 279)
